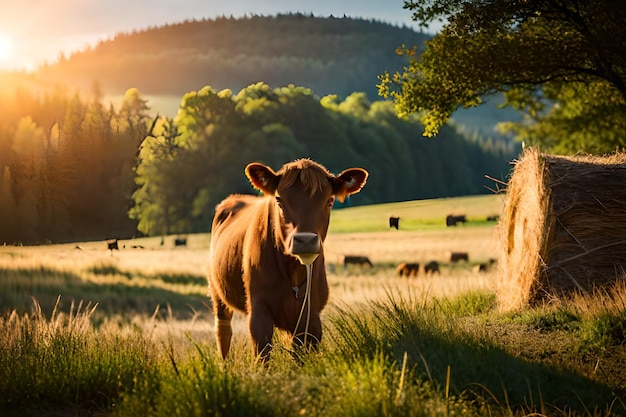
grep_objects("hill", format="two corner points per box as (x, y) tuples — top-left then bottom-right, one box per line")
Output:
(35, 14), (426, 99)
(11, 13), (518, 138)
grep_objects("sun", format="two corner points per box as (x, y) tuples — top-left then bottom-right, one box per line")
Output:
(0, 33), (15, 63)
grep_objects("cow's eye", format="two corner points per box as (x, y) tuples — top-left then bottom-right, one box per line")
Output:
(327, 197), (335, 207)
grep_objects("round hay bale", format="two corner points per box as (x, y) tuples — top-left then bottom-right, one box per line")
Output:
(497, 147), (626, 311)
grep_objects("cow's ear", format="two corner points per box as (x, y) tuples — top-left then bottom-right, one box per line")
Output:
(245, 163), (279, 195)
(333, 168), (368, 203)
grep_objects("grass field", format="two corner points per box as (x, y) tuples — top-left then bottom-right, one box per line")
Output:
(329, 194), (504, 233)
(0, 195), (502, 317)
(1, 194), (625, 416)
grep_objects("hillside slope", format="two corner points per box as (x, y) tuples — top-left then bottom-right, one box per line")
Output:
(36, 14), (425, 99)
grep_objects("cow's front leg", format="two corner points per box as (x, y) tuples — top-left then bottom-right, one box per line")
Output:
(249, 303), (274, 362)
(213, 297), (234, 360)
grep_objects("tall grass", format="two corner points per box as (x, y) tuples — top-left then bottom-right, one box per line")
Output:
(0, 298), (157, 416)
(328, 291), (623, 416)
(2, 292), (624, 416)
(115, 329), (479, 417)
(116, 341), (277, 417)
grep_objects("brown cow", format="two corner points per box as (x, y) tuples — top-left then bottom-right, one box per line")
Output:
(208, 159), (368, 361)
(396, 262), (420, 277)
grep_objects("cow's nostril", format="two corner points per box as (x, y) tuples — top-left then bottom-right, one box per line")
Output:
(292, 232), (321, 265)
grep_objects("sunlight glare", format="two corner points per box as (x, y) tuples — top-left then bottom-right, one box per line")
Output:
(0, 33), (15, 63)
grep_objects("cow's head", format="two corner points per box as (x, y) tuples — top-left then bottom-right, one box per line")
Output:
(246, 159), (368, 264)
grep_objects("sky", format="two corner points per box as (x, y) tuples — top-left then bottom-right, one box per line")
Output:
(0, 0), (433, 72)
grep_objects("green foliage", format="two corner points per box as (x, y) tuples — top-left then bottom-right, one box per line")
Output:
(440, 291), (496, 317)
(580, 311), (626, 351)
(0, 77), (513, 243)
(130, 83), (515, 236)
(386, 0), (626, 153)
(128, 116), (189, 236)
(499, 81), (626, 154)
(502, 307), (582, 332)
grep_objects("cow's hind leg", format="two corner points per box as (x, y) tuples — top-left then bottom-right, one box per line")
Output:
(213, 297), (234, 359)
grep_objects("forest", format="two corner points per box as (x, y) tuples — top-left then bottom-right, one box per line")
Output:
(31, 13), (430, 100)
(0, 81), (515, 244)
(0, 14), (519, 245)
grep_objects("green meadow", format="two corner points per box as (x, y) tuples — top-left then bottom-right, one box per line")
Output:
(0, 195), (624, 417)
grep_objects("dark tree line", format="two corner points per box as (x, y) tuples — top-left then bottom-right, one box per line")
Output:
(0, 86), (153, 244)
(0, 82), (516, 244)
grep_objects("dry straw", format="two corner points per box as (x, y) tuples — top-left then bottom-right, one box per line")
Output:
(497, 147), (626, 311)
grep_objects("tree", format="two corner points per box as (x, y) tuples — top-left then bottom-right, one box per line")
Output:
(129, 117), (187, 236)
(380, 0), (626, 153)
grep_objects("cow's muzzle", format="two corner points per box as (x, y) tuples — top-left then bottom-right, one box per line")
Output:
(292, 232), (321, 265)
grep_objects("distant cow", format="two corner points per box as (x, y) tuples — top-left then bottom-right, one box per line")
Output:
(396, 262), (420, 277)
(106, 239), (119, 251)
(424, 260), (441, 275)
(208, 158), (368, 361)
(449, 252), (469, 262)
(486, 215), (500, 222)
(389, 216), (400, 230)
(446, 214), (467, 227)
(343, 255), (374, 268)
(174, 237), (187, 247)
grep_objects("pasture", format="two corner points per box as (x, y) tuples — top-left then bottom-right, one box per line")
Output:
(1, 194), (625, 416)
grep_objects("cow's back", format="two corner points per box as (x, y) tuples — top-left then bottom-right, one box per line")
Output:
(209, 194), (269, 312)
